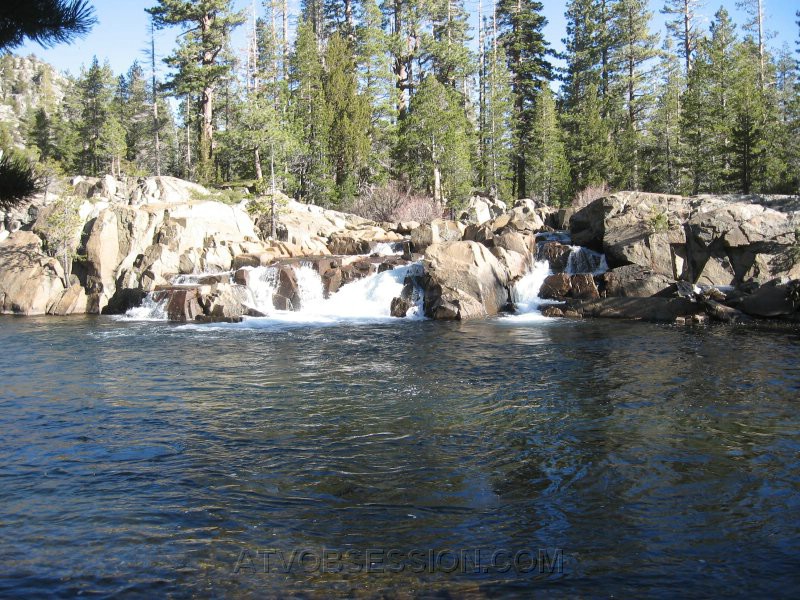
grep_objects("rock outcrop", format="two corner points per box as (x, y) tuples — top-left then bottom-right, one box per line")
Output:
(411, 219), (466, 253)
(570, 191), (800, 288)
(3, 177), (799, 325)
(0, 231), (65, 315)
(421, 241), (513, 320)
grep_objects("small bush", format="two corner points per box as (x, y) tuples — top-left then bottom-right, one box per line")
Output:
(571, 183), (609, 210)
(216, 188), (249, 205)
(347, 181), (443, 224)
(648, 207), (670, 233)
(790, 229), (800, 266)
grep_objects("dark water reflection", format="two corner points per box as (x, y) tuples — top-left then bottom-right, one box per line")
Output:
(1, 316), (799, 598)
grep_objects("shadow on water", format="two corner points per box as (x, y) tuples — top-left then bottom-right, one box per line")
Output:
(0, 315), (799, 597)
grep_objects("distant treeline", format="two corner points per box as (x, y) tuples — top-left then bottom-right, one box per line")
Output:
(4, 0), (799, 208)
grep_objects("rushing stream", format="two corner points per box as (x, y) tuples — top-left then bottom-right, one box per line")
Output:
(1, 263), (799, 597)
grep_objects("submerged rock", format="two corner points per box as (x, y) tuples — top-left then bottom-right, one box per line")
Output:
(568, 297), (701, 322)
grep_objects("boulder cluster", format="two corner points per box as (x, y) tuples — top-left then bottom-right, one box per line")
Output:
(1, 179), (798, 324)
(548, 192), (800, 322)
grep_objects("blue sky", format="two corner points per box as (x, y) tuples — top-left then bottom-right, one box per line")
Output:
(16, 0), (800, 78)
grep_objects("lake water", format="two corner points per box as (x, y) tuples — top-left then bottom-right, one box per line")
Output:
(1, 314), (799, 598)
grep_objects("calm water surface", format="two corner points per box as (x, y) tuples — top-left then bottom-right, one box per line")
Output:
(1, 315), (799, 598)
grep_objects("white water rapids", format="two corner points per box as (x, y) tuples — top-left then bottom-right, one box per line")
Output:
(122, 245), (604, 325)
(235, 262), (426, 326)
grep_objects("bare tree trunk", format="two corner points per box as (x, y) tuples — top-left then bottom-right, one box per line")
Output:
(282, 0), (289, 80)
(254, 147), (263, 181)
(491, 5), (498, 188)
(683, 0), (691, 73)
(150, 20), (161, 176)
(478, 0), (484, 184)
(270, 143), (277, 239)
(344, 0), (355, 42)
(432, 137), (442, 202)
(199, 13), (217, 181)
(185, 95), (192, 177)
(756, 0), (764, 87)
(393, 0), (409, 117)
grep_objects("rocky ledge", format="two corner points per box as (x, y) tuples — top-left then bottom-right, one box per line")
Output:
(541, 191), (800, 323)
(1, 179), (799, 324)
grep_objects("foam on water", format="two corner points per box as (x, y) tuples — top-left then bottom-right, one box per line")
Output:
(502, 261), (558, 322)
(119, 293), (168, 321)
(369, 242), (405, 257)
(183, 262), (425, 330)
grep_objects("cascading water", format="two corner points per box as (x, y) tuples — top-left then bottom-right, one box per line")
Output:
(314, 263), (423, 320)
(172, 271), (231, 286)
(120, 293), (168, 321)
(189, 262), (423, 327)
(369, 242), (405, 257)
(566, 246), (608, 275)
(504, 261), (553, 322)
(293, 265), (326, 310)
(245, 266), (279, 314)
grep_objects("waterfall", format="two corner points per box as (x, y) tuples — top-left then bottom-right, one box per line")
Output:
(293, 265), (326, 310)
(120, 293), (167, 321)
(245, 266), (279, 314)
(510, 261), (551, 315)
(237, 262), (424, 325)
(317, 263), (423, 320)
(369, 242), (405, 257)
(566, 246), (608, 275)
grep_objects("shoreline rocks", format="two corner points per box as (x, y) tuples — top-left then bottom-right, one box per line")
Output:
(2, 179), (799, 325)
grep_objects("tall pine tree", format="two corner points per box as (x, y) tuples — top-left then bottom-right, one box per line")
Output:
(147, 0), (244, 183)
(496, 0), (552, 198)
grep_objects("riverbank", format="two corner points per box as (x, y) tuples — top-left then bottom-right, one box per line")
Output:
(1, 177), (798, 324)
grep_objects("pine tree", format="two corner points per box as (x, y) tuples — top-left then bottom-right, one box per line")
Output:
(769, 45), (797, 192)
(646, 40), (685, 193)
(147, 0), (244, 183)
(423, 0), (473, 89)
(561, 0), (603, 114)
(661, 0), (703, 73)
(381, 0), (424, 117)
(561, 0), (614, 197)
(729, 38), (775, 193)
(116, 62), (152, 174)
(356, 0), (395, 183)
(526, 87), (569, 205)
(0, 0), (95, 50)
(76, 57), (118, 176)
(496, 0), (553, 198)
(567, 82), (619, 192)
(219, 92), (297, 188)
(28, 108), (54, 162)
(291, 18), (334, 203)
(50, 76), (81, 172)
(610, 0), (659, 190)
(681, 9), (737, 193)
(323, 33), (371, 202)
(399, 74), (473, 207)
(324, 0), (357, 40)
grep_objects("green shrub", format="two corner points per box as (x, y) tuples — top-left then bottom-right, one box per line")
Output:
(790, 229), (800, 266)
(648, 207), (670, 234)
